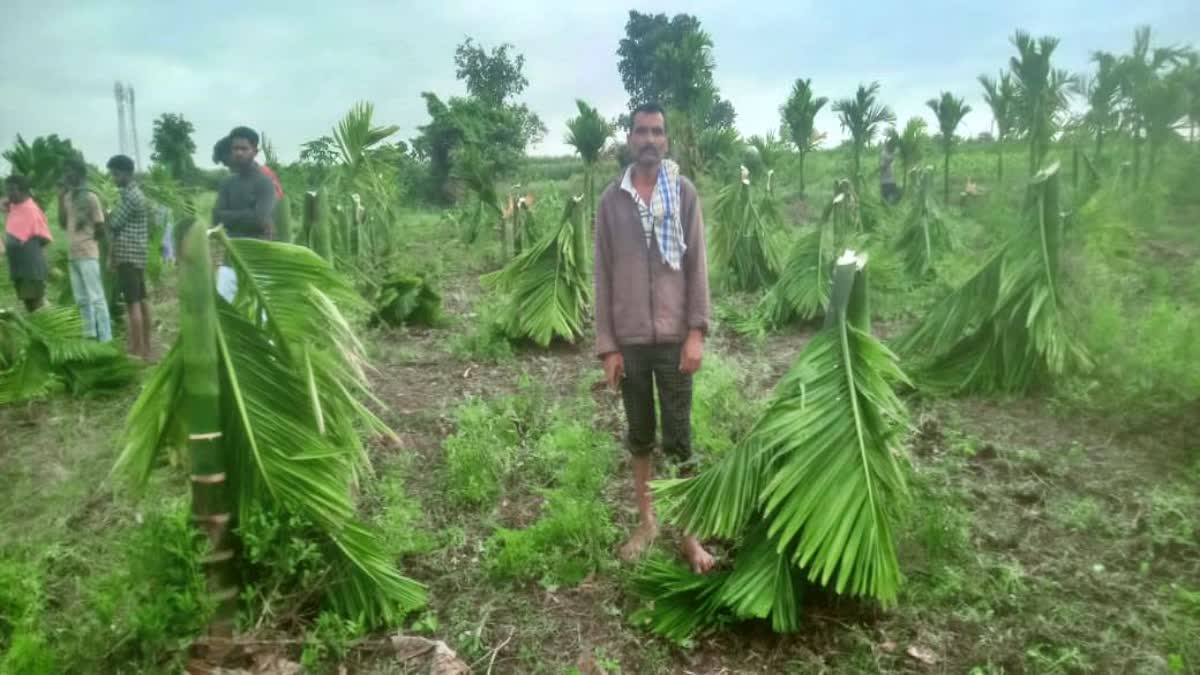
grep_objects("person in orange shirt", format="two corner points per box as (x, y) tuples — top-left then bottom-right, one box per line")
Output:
(2, 174), (53, 312)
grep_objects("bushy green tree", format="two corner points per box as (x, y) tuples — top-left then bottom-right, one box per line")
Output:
(151, 113), (197, 181)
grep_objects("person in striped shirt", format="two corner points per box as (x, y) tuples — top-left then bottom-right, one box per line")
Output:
(106, 154), (152, 359)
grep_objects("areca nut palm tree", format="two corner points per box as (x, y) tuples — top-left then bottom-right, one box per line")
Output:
(978, 71), (1018, 182)
(780, 78), (829, 195)
(565, 99), (614, 230)
(832, 82), (896, 186)
(1009, 31), (1073, 175)
(927, 92), (972, 204)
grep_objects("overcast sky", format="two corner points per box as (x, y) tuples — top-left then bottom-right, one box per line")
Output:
(1, 0), (1196, 169)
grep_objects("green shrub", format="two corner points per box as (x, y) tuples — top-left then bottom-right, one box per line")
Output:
(443, 398), (520, 507)
(692, 352), (756, 464)
(484, 419), (619, 588)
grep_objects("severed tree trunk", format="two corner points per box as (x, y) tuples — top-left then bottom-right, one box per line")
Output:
(273, 194), (292, 244)
(179, 224), (238, 657)
(304, 190), (331, 261)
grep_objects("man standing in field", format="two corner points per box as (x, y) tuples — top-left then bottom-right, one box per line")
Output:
(880, 137), (900, 205)
(59, 157), (113, 342)
(2, 175), (53, 312)
(211, 127), (277, 301)
(593, 102), (715, 574)
(106, 155), (152, 359)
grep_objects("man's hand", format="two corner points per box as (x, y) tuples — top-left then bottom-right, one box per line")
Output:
(679, 329), (704, 375)
(602, 352), (624, 389)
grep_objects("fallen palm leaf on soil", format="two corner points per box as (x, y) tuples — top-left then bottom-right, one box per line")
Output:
(481, 195), (590, 347)
(896, 162), (1089, 393)
(636, 250), (911, 639)
(113, 226), (425, 635)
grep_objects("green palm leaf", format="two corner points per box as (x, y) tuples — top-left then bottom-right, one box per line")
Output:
(0, 307), (138, 404)
(643, 252), (910, 637)
(481, 196), (591, 347)
(114, 230), (424, 627)
(896, 163), (1090, 393)
(711, 167), (783, 291)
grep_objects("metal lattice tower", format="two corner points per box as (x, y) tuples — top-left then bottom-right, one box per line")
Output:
(128, 85), (142, 169)
(113, 81), (142, 169)
(114, 81), (130, 155)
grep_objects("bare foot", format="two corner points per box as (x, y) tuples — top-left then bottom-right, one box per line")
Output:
(619, 521), (659, 562)
(680, 535), (716, 574)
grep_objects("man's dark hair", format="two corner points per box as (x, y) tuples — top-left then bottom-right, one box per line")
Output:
(212, 136), (232, 164)
(106, 154), (135, 173)
(63, 156), (87, 176)
(629, 102), (667, 132)
(228, 126), (260, 147)
(5, 174), (31, 193)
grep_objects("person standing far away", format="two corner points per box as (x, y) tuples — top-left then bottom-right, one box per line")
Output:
(211, 127), (277, 302)
(212, 135), (284, 200)
(593, 102), (716, 574)
(59, 157), (113, 342)
(2, 174), (53, 312)
(880, 136), (901, 205)
(105, 155), (152, 359)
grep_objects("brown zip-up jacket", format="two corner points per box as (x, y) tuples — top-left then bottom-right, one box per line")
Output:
(593, 168), (711, 358)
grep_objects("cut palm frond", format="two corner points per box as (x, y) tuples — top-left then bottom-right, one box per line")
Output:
(896, 163), (1089, 394)
(113, 228), (424, 628)
(370, 274), (442, 328)
(0, 307), (138, 404)
(711, 166), (783, 292)
(895, 166), (954, 278)
(755, 180), (861, 326)
(481, 195), (590, 347)
(642, 252), (911, 637)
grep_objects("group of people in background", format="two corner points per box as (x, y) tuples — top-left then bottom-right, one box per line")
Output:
(1, 122), (279, 359)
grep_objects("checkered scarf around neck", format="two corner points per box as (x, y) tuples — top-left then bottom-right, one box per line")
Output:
(650, 159), (685, 270)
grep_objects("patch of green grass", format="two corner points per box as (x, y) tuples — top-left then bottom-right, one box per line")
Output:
(442, 397), (520, 507)
(484, 419), (619, 589)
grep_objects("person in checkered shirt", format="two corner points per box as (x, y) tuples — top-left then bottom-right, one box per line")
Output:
(106, 154), (152, 359)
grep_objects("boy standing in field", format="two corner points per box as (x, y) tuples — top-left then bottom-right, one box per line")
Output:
(59, 157), (112, 342)
(106, 154), (152, 359)
(880, 137), (901, 205)
(2, 175), (53, 312)
(593, 102), (715, 574)
(211, 127), (277, 301)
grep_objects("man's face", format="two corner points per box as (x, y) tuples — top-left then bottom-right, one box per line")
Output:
(110, 169), (131, 187)
(5, 184), (26, 203)
(64, 166), (83, 187)
(230, 137), (257, 168)
(628, 112), (668, 168)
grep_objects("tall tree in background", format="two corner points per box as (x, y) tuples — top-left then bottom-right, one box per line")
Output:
(1117, 26), (1189, 186)
(1009, 32), (1072, 175)
(413, 37), (546, 203)
(978, 71), (1017, 182)
(780, 78), (828, 195)
(617, 11), (735, 126)
(455, 37), (529, 105)
(616, 11), (736, 176)
(1074, 52), (1123, 166)
(832, 82), (896, 184)
(927, 92), (972, 204)
(151, 113), (197, 181)
(565, 99), (614, 228)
